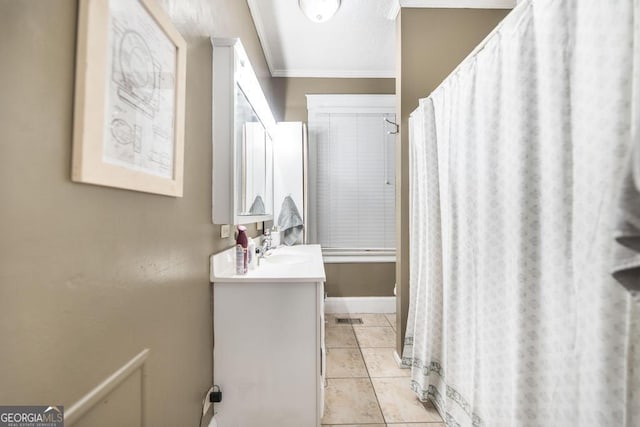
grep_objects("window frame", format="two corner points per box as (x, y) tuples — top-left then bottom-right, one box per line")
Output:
(306, 94), (397, 263)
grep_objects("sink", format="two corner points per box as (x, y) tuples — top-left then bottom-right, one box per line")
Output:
(210, 244), (325, 282)
(263, 253), (312, 265)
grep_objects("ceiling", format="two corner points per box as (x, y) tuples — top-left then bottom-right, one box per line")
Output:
(246, 0), (516, 79)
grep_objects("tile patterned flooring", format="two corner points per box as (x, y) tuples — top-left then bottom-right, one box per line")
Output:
(322, 313), (445, 427)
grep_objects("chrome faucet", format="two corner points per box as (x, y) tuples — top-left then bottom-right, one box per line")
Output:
(257, 230), (273, 266)
(262, 229), (272, 252)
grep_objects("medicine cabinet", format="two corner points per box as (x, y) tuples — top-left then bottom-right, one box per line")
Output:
(212, 38), (274, 225)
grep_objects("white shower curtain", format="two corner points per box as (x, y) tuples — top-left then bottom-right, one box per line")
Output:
(404, 1), (640, 426)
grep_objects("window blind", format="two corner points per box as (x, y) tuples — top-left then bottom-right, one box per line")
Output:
(309, 104), (396, 251)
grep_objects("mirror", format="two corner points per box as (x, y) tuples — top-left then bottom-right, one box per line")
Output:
(242, 122), (265, 214)
(265, 134), (273, 216)
(236, 86), (264, 216)
(235, 85), (273, 217)
(212, 38), (274, 225)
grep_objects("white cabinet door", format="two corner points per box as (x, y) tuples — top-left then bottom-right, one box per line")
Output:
(318, 282), (326, 418)
(213, 281), (320, 427)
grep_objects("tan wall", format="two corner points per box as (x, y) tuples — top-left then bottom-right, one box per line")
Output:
(324, 263), (396, 297)
(395, 8), (509, 353)
(282, 77), (397, 297)
(325, 263), (395, 297)
(0, 0), (280, 425)
(281, 77), (395, 121)
(157, 0), (285, 120)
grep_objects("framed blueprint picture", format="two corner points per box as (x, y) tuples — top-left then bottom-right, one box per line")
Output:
(72, 0), (186, 196)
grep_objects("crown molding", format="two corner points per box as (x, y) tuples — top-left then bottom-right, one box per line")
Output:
(401, 0), (515, 8)
(306, 94), (396, 110)
(387, 0), (516, 20)
(386, 0), (401, 20)
(272, 68), (396, 78)
(246, 0), (277, 76)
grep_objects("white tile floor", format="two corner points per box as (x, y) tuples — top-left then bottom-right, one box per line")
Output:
(322, 313), (445, 427)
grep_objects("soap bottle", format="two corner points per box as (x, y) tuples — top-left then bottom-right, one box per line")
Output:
(236, 225), (248, 274)
(247, 238), (256, 270)
(270, 225), (281, 248)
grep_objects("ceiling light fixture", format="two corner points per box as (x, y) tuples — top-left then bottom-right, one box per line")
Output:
(299, 0), (341, 23)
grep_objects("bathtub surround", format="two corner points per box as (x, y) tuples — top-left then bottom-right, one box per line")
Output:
(405, 0), (640, 425)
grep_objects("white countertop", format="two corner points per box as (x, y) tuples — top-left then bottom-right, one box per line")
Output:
(210, 244), (326, 283)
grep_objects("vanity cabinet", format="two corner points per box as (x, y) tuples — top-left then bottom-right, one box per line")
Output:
(211, 38), (274, 225)
(210, 245), (326, 427)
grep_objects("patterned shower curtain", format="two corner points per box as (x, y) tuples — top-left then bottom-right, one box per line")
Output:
(404, 0), (640, 426)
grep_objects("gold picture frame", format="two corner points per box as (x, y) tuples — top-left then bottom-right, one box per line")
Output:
(72, 0), (186, 197)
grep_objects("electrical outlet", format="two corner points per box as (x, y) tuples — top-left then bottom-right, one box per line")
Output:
(220, 224), (230, 239)
(257, 222), (263, 230)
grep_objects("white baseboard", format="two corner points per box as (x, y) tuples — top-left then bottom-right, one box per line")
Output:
(324, 297), (396, 314)
(393, 350), (409, 369)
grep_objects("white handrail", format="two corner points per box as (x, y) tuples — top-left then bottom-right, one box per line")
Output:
(65, 349), (150, 426)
